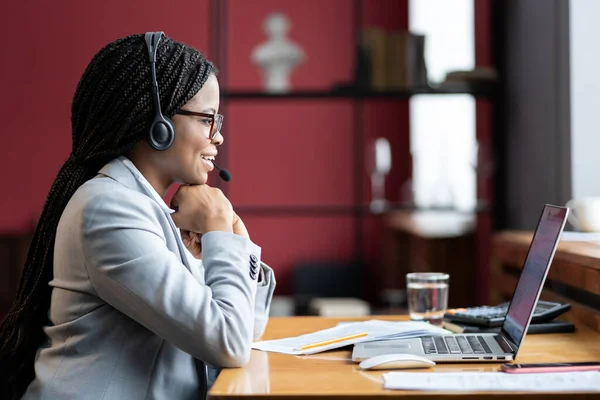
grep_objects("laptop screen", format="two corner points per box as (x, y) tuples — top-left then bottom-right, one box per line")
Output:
(501, 205), (568, 351)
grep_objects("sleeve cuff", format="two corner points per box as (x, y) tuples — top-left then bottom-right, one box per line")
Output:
(201, 231), (262, 261)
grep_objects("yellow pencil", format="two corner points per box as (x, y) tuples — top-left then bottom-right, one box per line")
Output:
(295, 332), (369, 351)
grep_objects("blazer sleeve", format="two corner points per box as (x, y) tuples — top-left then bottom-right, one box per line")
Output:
(81, 190), (259, 368)
(193, 257), (276, 341)
(253, 262), (276, 340)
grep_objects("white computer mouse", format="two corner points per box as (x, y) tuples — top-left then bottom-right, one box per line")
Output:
(358, 353), (436, 370)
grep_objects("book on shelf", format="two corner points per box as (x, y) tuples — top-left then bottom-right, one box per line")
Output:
(361, 27), (429, 91)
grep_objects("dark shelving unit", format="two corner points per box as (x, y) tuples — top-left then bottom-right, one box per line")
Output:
(233, 205), (366, 216)
(233, 203), (490, 216)
(209, 0), (497, 285)
(221, 86), (495, 100)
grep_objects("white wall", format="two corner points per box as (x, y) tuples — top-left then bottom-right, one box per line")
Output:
(570, 0), (600, 198)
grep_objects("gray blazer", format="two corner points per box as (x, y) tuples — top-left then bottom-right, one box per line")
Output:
(22, 156), (276, 400)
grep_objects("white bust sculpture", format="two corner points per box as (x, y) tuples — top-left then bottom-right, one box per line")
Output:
(251, 13), (305, 93)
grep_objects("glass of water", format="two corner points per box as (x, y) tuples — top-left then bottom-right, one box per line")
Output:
(406, 272), (449, 324)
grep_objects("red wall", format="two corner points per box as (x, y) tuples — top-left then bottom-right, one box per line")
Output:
(0, 0), (210, 233)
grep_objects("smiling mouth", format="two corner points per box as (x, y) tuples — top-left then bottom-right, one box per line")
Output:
(200, 155), (215, 171)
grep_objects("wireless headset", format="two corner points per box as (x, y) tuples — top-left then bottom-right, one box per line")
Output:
(145, 32), (175, 151)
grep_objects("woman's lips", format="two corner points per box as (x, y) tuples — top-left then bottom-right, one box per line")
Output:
(201, 158), (214, 171)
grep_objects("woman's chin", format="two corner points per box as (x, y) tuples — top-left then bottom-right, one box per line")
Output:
(195, 171), (209, 185)
(180, 172), (208, 186)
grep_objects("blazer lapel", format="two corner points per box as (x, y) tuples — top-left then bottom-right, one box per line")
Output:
(97, 157), (193, 271)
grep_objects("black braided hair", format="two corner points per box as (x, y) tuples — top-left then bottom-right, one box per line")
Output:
(0, 33), (216, 399)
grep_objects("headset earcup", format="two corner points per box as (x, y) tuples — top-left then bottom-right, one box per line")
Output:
(145, 31), (174, 151)
(148, 114), (175, 151)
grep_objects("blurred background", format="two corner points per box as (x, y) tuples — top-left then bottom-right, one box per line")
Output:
(0, 0), (595, 319)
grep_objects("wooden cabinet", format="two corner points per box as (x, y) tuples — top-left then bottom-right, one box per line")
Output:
(379, 210), (478, 308)
(491, 231), (600, 332)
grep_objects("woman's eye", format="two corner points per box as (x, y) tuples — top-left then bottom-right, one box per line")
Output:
(201, 119), (212, 126)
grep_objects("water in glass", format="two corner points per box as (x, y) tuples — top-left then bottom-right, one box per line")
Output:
(407, 281), (449, 322)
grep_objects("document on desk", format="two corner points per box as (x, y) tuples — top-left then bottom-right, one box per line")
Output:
(383, 371), (600, 392)
(252, 320), (449, 355)
(335, 320), (450, 342)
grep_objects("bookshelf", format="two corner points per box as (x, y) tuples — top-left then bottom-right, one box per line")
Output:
(222, 86), (495, 99)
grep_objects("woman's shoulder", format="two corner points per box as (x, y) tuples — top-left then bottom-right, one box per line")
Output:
(67, 174), (166, 221)
(79, 173), (149, 200)
(57, 175), (171, 246)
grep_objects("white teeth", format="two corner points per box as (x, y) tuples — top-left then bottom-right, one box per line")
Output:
(201, 155), (215, 161)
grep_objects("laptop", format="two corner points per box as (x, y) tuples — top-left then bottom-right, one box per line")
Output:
(352, 204), (569, 363)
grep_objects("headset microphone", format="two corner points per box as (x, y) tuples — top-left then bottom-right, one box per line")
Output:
(212, 161), (232, 182)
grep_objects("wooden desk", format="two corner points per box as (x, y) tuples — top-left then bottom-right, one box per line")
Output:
(209, 315), (600, 399)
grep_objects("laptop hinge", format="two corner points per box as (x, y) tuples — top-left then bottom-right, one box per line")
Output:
(495, 334), (517, 354)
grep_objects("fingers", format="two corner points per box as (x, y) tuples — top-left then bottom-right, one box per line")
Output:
(189, 231), (203, 243)
(181, 230), (203, 259)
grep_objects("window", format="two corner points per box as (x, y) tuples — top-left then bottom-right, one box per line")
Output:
(409, 0), (476, 211)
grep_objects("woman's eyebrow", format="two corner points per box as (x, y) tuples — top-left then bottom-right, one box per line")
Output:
(202, 107), (216, 114)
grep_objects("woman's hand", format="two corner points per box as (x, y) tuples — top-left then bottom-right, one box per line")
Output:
(232, 212), (250, 239)
(171, 184), (233, 234)
(171, 184), (251, 259)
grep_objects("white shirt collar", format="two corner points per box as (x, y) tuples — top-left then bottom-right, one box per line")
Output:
(118, 156), (176, 214)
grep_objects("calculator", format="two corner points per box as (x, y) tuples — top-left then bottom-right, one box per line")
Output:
(444, 300), (571, 327)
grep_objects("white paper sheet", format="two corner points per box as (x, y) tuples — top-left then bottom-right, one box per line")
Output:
(251, 320), (449, 355)
(383, 371), (600, 392)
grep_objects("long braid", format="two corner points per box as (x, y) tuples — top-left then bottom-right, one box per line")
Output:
(0, 33), (215, 399)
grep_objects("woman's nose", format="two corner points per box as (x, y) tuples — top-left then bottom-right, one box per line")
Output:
(211, 130), (224, 146)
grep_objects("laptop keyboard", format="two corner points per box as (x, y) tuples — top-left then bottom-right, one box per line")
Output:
(421, 336), (493, 355)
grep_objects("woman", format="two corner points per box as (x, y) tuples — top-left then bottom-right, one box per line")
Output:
(0, 32), (275, 399)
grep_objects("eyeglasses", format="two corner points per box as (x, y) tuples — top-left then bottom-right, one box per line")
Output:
(177, 110), (224, 140)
